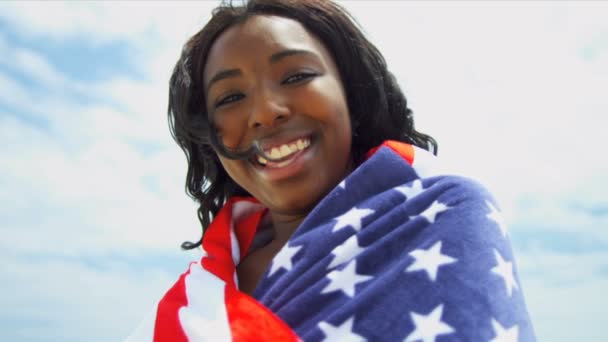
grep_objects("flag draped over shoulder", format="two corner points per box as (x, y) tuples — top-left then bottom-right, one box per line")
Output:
(127, 141), (535, 342)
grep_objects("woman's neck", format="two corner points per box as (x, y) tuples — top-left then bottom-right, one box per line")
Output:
(268, 212), (307, 246)
(264, 157), (356, 246)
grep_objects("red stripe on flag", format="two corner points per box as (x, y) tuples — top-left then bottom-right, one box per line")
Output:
(153, 264), (192, 342)
(202, 198), (239, 287)
(224, 286), (299, 341)
(365, 140), (415, 165)
(234, 207), (266, 260)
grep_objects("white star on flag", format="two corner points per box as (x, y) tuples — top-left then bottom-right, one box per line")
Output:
(268, 244), (302, 276)
(486, 200), (508, 237)
(328, 234), (365, 269)
(489, 318), (519, 342)
(406, 241), (457, 281)
(338, 180), (346, 189)
(395, 179), (424, 200)
(413, 200), (450, 224)
(491, 249), (519, 297)
(318, 317), (365, 342)
(405, 304), (455, 342)
(321, 260), (373, 297)
(333, 207), (375, 232)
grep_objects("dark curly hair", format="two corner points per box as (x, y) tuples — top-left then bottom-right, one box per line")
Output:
(168, 0), (438, 250)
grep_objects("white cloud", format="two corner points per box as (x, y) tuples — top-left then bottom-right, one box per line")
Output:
(0, 3), (217, 256)
(0, 2), (214, 46)
(0, 113), (202, 256)
(525, 277), (608, 341)
(344, 1), (608, 220)
(0, 41), (57, 84)
(0, 71), (31, 109)
(0, 254), (196, 341)
(517, 250), (608, 341)
(11, 46), (67, 87)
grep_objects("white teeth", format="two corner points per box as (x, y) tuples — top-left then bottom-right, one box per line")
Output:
(257, 155), (268, 165)
(258, 137), (311, 166)
(270, 147), (281, 159)
(296, 140), (305, 150)
(280, 145), (291, 155)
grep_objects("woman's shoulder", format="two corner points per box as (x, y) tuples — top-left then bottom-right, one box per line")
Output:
(367, 140), (496, 201)
(364, 140), (505, 242)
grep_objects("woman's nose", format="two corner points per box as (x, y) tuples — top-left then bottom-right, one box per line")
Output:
(248, 90), (291, 129)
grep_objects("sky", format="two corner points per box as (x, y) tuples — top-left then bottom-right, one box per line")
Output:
(0, 1), (606, 341)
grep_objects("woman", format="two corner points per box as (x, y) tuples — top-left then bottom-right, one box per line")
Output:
(128, 0), (535, 341)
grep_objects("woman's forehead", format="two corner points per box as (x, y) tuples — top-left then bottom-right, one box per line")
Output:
(203, 15), (331, 84)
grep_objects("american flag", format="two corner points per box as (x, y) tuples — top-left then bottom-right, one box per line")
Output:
(127, 141), (535, 342)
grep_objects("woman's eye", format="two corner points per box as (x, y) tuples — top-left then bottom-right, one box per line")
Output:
(282, 72), (316, 85)
(215, 93), (244, 108)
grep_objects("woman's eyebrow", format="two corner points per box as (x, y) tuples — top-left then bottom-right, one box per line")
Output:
(207, 69), (242, 92)
(269, 49), (316, 64)
(207, 49), (316, 92)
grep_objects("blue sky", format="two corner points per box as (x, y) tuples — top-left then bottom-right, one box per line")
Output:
(0, 1), (606, 341)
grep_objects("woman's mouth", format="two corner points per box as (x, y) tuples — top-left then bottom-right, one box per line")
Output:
(249, 132), (317, 181)
(256, 137), (311, 168)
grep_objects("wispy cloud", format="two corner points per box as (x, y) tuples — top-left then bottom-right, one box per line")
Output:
(0, 254), (182, 341)
(0, 3), (214, 340)
(517, 250), (608, 341)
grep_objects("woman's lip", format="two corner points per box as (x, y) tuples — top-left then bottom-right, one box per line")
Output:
(251, 136), (316, 181)
(257, 132), (313, 152)
(264, 148), (305, 168)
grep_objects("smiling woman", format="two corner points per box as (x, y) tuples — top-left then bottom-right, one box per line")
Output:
(127, 0), (535, 341)
(204, 15), (354, 230)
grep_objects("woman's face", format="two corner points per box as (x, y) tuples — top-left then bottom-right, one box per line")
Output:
(203, 15), (352, 217)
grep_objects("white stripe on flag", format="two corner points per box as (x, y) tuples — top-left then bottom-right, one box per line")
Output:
(178, 263), (232, 341)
